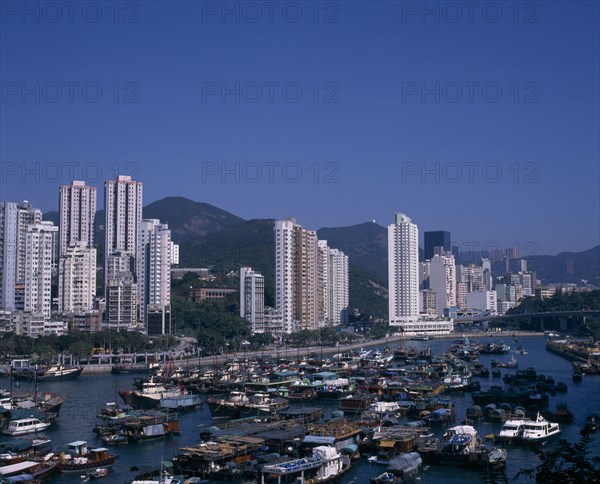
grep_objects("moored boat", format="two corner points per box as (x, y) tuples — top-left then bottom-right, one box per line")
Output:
(260, 445), (350, 483)
(0, 459), (56, 482)
(36, 365), (83, 382)
(520, 413), (560, 443)
(55, 441), (118, 472)
(206, 391), (288, 419)
(2, 418), (51, 436)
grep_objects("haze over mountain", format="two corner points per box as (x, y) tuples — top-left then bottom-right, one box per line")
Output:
(43, 197), (599, 319)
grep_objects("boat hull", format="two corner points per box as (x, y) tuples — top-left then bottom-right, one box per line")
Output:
(57, 456), (118, 473)
(37, 367), (83, 381)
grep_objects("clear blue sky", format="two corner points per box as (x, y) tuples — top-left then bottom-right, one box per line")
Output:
(1, 1), (598, 255)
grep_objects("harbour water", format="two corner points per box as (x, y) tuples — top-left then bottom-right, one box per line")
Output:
(2, 335), (598, 483)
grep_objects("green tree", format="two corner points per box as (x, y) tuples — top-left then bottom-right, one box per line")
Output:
(514, 435), (600, 482)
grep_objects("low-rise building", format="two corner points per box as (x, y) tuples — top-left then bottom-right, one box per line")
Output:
(188, 287), (236, 302)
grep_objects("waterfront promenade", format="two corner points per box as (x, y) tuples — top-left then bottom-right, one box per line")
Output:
(1, 330), (544, 375)
(173, 330), (545, 369)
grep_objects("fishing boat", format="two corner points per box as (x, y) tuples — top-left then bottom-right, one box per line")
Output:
(119, 377), (187, 410)
(520, 414), (560, 443)
(206, 391), (288, 419)
(55, 441), (118, 472)
(260, 445), (350, 483)
(0, 460), (56, 481)
(0, 436), (52, 465)
(2, 418), (51, 436)
(422, 425), (507, 469)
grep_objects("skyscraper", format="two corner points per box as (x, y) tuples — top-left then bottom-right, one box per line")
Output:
(424, 230), (451, 261)
(240, 267), (265, 334)
(388, 213), (419, 325)
(104, 175), (143, 291)
(318, 241), (349, 326)
(59, 180), (96, 256)
(58, 242), (97, 313)
(15, 201), (42, 289)
(429, 253), (457, 316)
(139, 219), (172, 335)
(293, 224), (320, 331)
(274, 218), (297, 334)
(0, 202), (18, 310)
(24, 223), (56, 319)
(329, 248), (349, 325)
(275, 219), (348, 333)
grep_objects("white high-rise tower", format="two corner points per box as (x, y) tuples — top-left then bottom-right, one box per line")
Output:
(104, 175), (143, 292)
(59, 180), (96, 256)
(240, 267), (265, 334)
(24, 223), (55, 319)
(388, 213), (419, 326)
(139, 219), (172, 335)
(0, 202), (18, 310)
(274, 218), (296, 334)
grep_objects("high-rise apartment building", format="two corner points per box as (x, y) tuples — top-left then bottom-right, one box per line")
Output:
(275, 219), (348, 333)
(388, 213), (419, 325)
(240, 267), (265, 334)
(138, 219), (172, 335)
(0, 202), (18, 310)
(106, 275), (138, 330)
(58, 242), (97, 313)
(293, 225), (320, 330)
(104, 175), (143, 288)
(329, 248), (349, 325)
(274, 218), (297, 334)
(59, 180), (96, 256)
(16, 201), (42, 289)
(23, 223), (55, 319)
(429, 253), (457, 316)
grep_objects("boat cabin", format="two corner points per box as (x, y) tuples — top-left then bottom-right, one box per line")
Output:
(67, 441), (89, 456)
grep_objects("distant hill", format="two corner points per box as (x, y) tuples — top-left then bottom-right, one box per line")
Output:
(45, 197), (244, 245)
(317, 221), (388, 282)
(144, 197), (244, 241)
(525, 246), (600, 285)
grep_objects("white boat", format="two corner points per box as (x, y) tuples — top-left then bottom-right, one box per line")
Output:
(261, 446), (350, 482)
(497, 419), (525, 441)
(2, 417), (51, 436)
(521, 413), (560, 442)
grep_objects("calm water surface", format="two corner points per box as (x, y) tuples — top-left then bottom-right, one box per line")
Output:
(1, 336), (598, 483)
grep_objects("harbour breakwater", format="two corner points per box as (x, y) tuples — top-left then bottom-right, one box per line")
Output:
(546, 339), (600, 366)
